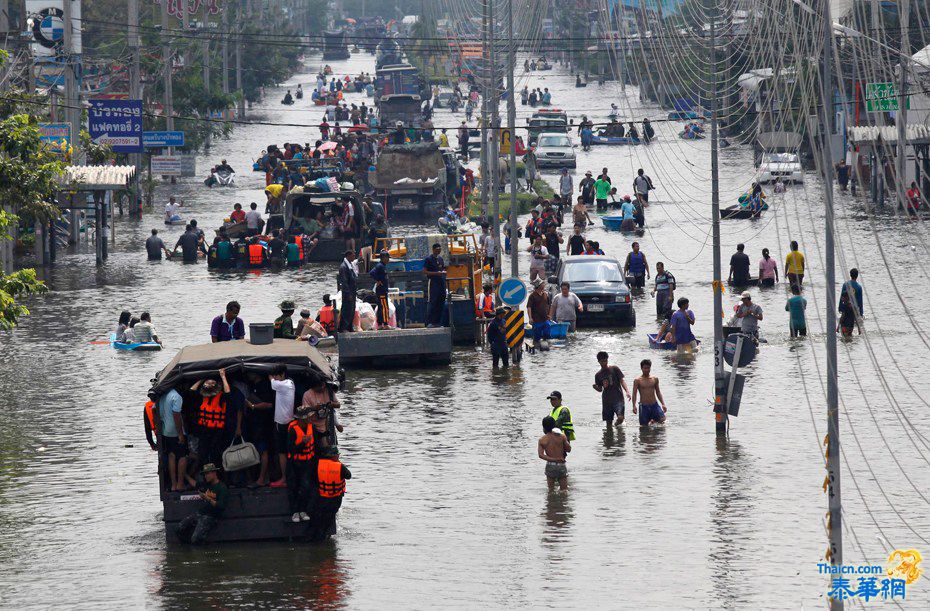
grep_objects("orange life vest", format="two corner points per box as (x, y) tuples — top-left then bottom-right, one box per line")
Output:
(287, 421), (315, 461)
(248, 243), (264, 265)
(144, 400), (156, 430)
(476, 293), (494, 316)
(317, 458), (346, 498)
(197, 394), (227, 429)
(318, 306), (336, 333)
(297, 239), (305, 261)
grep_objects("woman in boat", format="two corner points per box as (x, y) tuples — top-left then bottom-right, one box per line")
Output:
(116, 311), (132, 342)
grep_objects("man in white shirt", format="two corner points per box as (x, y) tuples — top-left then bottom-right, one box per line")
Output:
(245, 202), (263, 235)
(633, 168), (654, 206)
(559, 168), (573, 200)
(269, 364), (295, 487)
(165, 196), (181, 222)
(528, 236), (549, 283)
(549, 281), (583, 331)
(132, 312), (161, 345)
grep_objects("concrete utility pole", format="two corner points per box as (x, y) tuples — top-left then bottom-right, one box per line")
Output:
(489, 0), (500, 258)
(819, 0), (843, 605)
(236, 0), (244, 119)
(161, 0), (174, 132)
(709, 0), (725, 434)
(506, 0), (518, 279)
(480, 0), (489, 217)
(62, 0), (80, 162)
(128, 0), (142, 213)
(202, 3), (211, 149)
(222, 5), (229, 95)
(896, 0), (909, 209)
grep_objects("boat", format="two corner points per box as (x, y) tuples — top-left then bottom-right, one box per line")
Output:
(295, 89), (304, 100)
(164, 217), (185, 226)
(591, 133), (640, 146)
(149, 339), (343, 543)
(110, 332), (162, 351)
(722, 201), (768, 220)
(648, 333), (701, 351)
(679, 130), (705, 140)
(668, 110), (704, 121)
(215, 170), (235, 187)
(648, 333), (676, 350)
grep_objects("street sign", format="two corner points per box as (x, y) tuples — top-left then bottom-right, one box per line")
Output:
(498, 277), (527, 306)
(726, 373), (746, 417)
(724, 333), (756, 368)
(151, 155), (182, 177)
(864, 82), (910, 112)
(505, 309), (525, 348)
(38, 122), (70, 147)
(88, 99), (143, 153)
(143, 131), (185, 148)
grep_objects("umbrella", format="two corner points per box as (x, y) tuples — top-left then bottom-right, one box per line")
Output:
(317, 141), (338, 153)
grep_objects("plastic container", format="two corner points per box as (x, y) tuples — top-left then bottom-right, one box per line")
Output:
(404, 259), (425, 272)
(549, 322), (570, 339)
(249, 323), (274, 345)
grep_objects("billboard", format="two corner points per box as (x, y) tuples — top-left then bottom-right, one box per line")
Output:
(88, 99), (144, 153)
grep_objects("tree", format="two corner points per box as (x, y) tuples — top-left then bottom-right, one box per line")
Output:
(0, 210), (47, 330)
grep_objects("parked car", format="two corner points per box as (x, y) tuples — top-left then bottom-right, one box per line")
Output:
(549, 255), (635, 327)
(534, 132), (577, 169)
(757, 152), (804, 183)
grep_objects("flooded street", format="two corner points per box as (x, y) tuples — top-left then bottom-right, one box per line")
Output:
(2, 51), (929, 608)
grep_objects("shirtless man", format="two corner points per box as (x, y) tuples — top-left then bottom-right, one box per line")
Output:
(573, 196), (592, 227)
(538, 416), (571, 491)
(631, 359), (667, 426)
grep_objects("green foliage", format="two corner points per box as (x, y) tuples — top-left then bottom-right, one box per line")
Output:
(0, 115), (66, 224)
(0, 268), (47, 331)
(79, 130), (114, 165)
(466, 180), (556, 218)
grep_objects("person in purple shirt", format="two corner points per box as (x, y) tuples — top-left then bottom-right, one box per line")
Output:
(668, 297), (696, 349)
(211, 301), (245, 342)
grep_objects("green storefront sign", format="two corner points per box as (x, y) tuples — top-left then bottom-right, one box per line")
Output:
(865, 82), (910, 112)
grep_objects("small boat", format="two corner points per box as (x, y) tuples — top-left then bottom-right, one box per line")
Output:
(164, 216), (185, 226)
(591, 134), (640, 146)
(110, 333), (162, 352)
(679, 130), (705, 140)
(601, 216), (641, 233)
(648, 333), (676, 350)
(215, 170), (235, 187)
(722, 202), (768, 220)
(648, 333), (701, 351)
(295, 89), (304, 99)
(668, 111), (704, 121)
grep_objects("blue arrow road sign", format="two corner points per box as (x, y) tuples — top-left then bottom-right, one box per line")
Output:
(498, 277), (528, 306)
(88, 99), (143, 153)
(143, 131), (185, 148)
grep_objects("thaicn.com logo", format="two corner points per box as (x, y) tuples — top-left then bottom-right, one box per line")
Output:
(820, 549), (923, 602)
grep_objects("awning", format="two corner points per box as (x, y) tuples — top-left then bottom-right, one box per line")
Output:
(148, 339), (335, 399)
(58, 165), (136, 190)
(847, 124), (930, 145)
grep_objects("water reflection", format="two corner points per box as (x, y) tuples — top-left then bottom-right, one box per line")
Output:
(601, 424), (627, 457)
(541, 491), (574, 562)
(708, 436), (754, 608)
(635, 424), (668, 456)
(155, 541), (348, 608)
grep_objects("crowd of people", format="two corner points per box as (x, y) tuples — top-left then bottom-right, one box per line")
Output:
(143, 300), (350, 544)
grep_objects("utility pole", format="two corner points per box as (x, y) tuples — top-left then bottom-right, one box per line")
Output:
(896, 0), (909, 209)
(62, 0), (80, 162)
(161, 0), (174, 132)
(820, 0), (843, 604)
(128, 0), (142, 213)
(202, 3), (211, 150)
(489, 0), (499, 254)
(480, 0), (489, 218)
(236, 0), (244, 119)
(709, 0), (725, 434)
(221, 5), (229, 95)
(506, 0), (518, 278)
